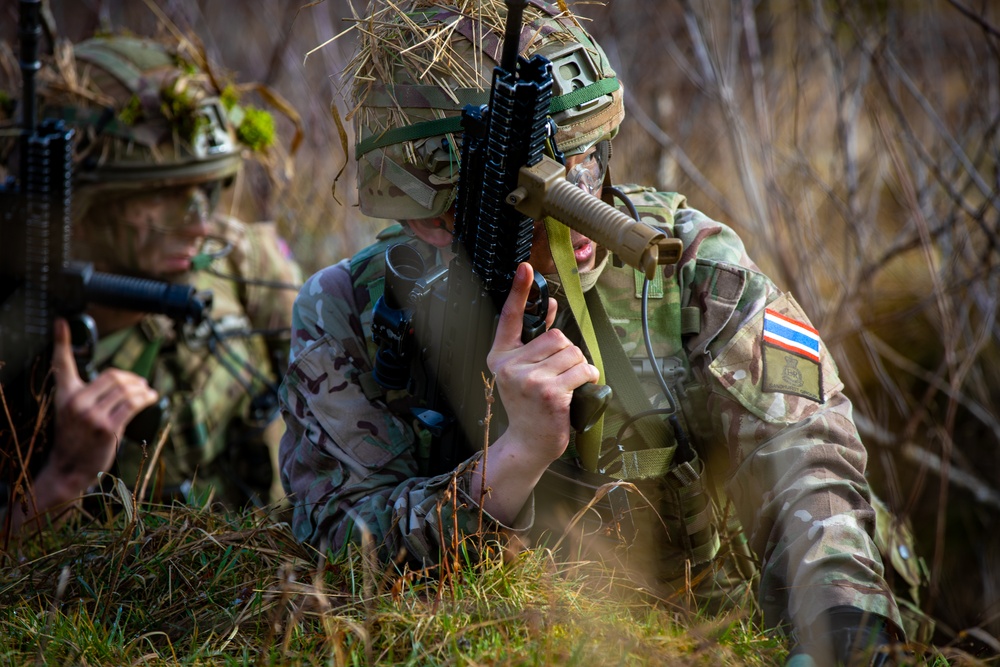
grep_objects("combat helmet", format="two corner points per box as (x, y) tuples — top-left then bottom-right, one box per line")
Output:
(1, 33), (282, 222)
(348, 0), (624, 220)
(0, 32), (296, 277)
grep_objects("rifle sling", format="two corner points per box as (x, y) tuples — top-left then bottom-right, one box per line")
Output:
(131, 335), (163, 381)
(545, 216), (604, 472)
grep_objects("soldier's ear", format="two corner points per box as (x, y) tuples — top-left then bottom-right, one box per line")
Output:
(407, 217), (453, 248)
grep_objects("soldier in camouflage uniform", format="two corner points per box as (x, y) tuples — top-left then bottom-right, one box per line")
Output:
(1, 33), (300, 533)
(280, 1), (908, 664)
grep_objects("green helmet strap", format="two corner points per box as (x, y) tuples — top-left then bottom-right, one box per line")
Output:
(355, 76), (620, 159)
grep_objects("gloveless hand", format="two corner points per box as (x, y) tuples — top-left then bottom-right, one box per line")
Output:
(487, 263), (600, 465)
(49, 317), (159, 481)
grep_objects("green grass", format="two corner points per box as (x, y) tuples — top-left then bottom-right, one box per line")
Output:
(0, 480), (796, 666)
(2, 483), (974, 665)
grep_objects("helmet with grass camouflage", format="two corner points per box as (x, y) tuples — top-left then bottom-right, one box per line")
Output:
(350, 0), (624, 220)
(0, 34), (279, 220)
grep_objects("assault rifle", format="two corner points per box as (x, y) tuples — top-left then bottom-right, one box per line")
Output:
(0, 0), (209, 470)
(372, 0), (681, 472)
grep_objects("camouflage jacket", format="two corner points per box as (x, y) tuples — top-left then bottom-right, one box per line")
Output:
(105, 216), (300, 509)
(279, 187), (902, 633)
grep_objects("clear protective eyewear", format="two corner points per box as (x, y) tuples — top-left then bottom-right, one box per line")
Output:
(565, 139), (610, 195)
(123, 180), (223, 234)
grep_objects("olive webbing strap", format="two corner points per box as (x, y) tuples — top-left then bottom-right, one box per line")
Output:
(545, 217), (604, 472)
(131, 336), (163, 381)
(355, 78), (621, 157)
(548, 248), (718, 563)
(584, 287), (678, 481)
(546, 216), (677, 478)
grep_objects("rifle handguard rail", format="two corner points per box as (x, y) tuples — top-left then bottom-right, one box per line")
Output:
(508, 156), (683, 279)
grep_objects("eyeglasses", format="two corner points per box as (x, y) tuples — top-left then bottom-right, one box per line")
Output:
(565, 140), (610, 195)
(115, 181), (223, 233)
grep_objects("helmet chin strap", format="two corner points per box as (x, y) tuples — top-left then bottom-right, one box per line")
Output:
(600, 157), (615, 206)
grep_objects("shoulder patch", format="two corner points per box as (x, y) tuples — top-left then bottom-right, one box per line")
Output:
(762, 308), (820, 362)
(761, 308), (823, 402)
(708, 293), (843, 425)
(762, 344), (823, 402)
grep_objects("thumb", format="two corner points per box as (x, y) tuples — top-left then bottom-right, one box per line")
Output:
(51, 318), (84, 396)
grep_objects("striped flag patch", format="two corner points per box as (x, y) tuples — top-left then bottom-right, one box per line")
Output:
(762, 308), (821, 363)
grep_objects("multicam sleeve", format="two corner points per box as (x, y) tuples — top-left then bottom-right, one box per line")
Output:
(278, 261), (531, 565)
(673, 207), (903, 634)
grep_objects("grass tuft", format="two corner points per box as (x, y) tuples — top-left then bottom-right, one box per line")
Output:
(0, 480), (794, 665)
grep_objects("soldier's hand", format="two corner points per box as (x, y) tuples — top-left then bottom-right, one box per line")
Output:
(51, 317), (159, 482)
(487, 263), (600, 464)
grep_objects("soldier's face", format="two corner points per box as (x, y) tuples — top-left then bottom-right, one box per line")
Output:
(416, 145), (603, 276)
(106, 183), (217, 279)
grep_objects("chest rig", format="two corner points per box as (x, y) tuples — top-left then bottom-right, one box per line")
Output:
(351, 188), (722, 580)
(94, 255), (275, 505)
(545, 186), (721, 580)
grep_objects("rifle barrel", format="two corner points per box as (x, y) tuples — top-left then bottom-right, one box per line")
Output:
(82, 268), (210, 325)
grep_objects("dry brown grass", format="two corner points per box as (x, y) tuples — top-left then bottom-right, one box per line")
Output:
(0, 477), (794, 666)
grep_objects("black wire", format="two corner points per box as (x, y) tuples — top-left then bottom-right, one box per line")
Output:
(203, 266), (300, 291)
(206, 333), (255, 396)
(606, 185), (638, 220)
(187, 235), (292, 398)
(212, 327), (291, 340)
(641, 278), (678, 415)
(207, 320), (279, 398)
(608, 185), (694, 463)
(194, 237), (300, 291)
(615, 408), (677, 443)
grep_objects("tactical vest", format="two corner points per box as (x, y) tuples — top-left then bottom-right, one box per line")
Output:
(540, 186), (729, 587)
(349, 187), (738, 589)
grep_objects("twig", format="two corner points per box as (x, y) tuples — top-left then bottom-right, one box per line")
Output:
(945, 0), (1000, 40)
(902, 443), (1000, 513)
(622, 87), (736, 222)
(477, 372), (496, 537)
(137, 422), (172, 504)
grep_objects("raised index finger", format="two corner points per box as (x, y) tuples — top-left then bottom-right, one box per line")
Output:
(492, 262), (533, 353)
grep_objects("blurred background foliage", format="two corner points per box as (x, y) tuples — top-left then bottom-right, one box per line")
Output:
(1, 0), (998, 654)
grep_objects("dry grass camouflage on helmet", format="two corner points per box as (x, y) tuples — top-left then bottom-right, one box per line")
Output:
(332, 0), (625, 220)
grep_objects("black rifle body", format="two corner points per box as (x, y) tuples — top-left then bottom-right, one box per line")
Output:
(372, 1), (611, 473)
